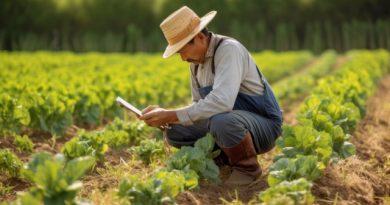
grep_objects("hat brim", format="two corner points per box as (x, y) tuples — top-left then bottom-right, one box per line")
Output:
(162, 11), (217, 59)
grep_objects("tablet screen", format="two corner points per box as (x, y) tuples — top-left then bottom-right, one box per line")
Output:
(116, 97), (142, 116)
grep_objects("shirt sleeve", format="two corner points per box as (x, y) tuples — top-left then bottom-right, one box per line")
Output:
(176, 42), (246, 125)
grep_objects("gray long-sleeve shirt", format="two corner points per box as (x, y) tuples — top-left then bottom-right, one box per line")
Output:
(176, 33), (265, 126)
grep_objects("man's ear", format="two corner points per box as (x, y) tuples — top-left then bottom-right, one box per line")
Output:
(197, 32), (206, 40)
(194, 32), (206, 45)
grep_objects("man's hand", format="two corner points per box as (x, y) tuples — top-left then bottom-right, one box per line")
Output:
(139, 105), (178, 128)
(141, 105), (160, 115)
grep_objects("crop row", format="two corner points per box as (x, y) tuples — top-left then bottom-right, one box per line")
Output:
(0, 51), (313, 137)
(259, 50), (390, 204)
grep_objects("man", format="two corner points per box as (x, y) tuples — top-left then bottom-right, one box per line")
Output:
(139, 6), (283, 185)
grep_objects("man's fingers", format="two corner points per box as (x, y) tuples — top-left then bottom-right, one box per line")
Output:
(142, 105), (159, 115)
(139, 110), (158, 120)
(144, 118), (162, 128)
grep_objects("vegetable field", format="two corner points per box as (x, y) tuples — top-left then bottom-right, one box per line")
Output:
(0, 50), (389, 205)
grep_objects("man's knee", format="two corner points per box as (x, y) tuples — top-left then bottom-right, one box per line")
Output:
(165, 126), (196, 148)
(165, 128), (183, 148)
(209, 112), (246, 146)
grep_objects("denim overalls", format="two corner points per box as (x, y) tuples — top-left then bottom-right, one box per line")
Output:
(192, 38), (283, 127)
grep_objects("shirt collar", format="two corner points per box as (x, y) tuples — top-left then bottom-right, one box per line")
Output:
(191, 32), (218, 68)
(205, 32), (218, 58)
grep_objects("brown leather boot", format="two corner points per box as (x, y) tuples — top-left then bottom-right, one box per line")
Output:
(221, 132), (262, 185)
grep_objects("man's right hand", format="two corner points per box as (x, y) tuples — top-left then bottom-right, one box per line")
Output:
(141, 105), (160, 115)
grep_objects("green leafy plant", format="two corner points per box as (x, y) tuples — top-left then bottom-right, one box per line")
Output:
(259, 178), (314, 205)
(131, 138), (164, 164)
(300, 96), (361, 135)
(166, 134), (220, 183)
(104, 118), (150, 148)
(28, 90), (76, 137)
(0, 149), (23, 178)
(274, 123), (333, 163)
(118, 175), (174, 205)
(73, 90), (102, 126)
(0, 95), (30, 136)
(62, 130), (108, 161)
(19, 152), (95, 205)
(13, 134), (34, 153)
(118, 169), (198, 205)
(268, 155), (325, 186)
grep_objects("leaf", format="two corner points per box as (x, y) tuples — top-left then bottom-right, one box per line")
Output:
(194, 134), (214, 153)
(281, 147), (298, 158)
(259, 178), (314, 204)
(64, 156), (95, 182)
(201, 159), (220, 183)
(340, 141), (356, 158)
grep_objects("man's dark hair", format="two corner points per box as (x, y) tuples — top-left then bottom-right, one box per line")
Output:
(201, 27), (210, 36)
(188, 28), (210, 44)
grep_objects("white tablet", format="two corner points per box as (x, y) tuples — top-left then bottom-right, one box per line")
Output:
(116, 96), (142, 117)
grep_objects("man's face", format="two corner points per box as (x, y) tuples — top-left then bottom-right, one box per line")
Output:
(177, 33), (208, 65)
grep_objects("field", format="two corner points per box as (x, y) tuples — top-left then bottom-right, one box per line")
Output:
(0, 50), (389, 205)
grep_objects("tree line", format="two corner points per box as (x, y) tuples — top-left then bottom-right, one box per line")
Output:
(1, 0), (389, 53)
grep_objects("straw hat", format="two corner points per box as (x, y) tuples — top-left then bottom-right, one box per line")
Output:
(160, 6), (217, 58)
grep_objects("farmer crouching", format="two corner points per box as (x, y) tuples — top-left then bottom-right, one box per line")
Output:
(139, 6), (283, 186)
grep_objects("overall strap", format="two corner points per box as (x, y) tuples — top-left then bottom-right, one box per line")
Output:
(255, 65), (265, 82)
(211, 37), (227, 74)
(191, 66), (202, 89)
(193, 37), (228, 88)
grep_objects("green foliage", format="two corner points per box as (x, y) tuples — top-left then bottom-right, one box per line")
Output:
(62, 130), (109, 161)
(19, 152), (95, 205)
(0, 52), (190, 137)
(0, 149), (23, 178)
(118, 175), (174, 205)
(268, 155), (325, 186)
(252, 51), (313, 83)
(28, 90), (76, 137)
(3, 0), (389, 52)
(131, 138), (164, 164)
(273, 50), (337, 104)
(260, 50), (390, 204)
(300, 96), (361, 135)
(117, 169), (198, 205)
(259, 178), (314, 205)
(118, 135), (219, 204)
(13, 134), (34, 153)
(62, 118), (149, 161)
(153, 170), (198, 197)
(0, 95), (30, 135)
(104, 118), (150, 148)
(166, 134), (220, 183)
(275, 124), (333, 163)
